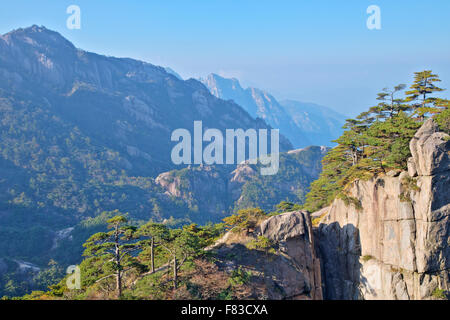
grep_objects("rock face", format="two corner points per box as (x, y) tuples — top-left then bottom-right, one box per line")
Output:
(155, 166), (230, 222)
(155, 146), (328, 219)
(317, 119), (449, 299)
(212, 211), (323, 300)
(410, 119), (450, 176)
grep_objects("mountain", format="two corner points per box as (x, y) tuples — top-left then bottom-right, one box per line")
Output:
(164, 67), (183, 80)
(281, 100), (348, 147)
(62, 119), (445, 301)
(0, 26), (329, 297)
(0, 24), (294, 221)
(155, 146), (329, 221)
(200, 73), (347, 148)
(200, 74), (311, 147)
(0, 26), (293, 267)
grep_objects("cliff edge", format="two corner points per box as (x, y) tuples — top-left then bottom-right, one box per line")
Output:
(317, 119), (449, 299)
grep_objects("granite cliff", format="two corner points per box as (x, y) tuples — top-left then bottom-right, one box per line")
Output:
(317, 119), (449, 299)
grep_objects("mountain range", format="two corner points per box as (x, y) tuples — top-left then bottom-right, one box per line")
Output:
(0, 25), (331, 296)
(0, 25), (448, 301)
(200, 73), (347, 147)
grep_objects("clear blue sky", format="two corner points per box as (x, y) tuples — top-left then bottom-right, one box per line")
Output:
(1, 0), (449, 116)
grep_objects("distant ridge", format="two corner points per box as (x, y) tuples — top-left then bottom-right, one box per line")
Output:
(200, 73), (347, 147)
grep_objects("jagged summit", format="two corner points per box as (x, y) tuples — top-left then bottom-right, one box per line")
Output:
(1, 25), (75, 49)
(200, 73), (348, 148)
(201, 73), (245, 97)
(0, 25), (185, 93)
(2, 24), (49, 36)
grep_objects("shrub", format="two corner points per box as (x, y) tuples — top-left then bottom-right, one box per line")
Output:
(246, 236), (275, 254)
(223, 208), (267, 233)
(431, 288), (447, 300)
(361, 255), (375, 262)
(228, 267), (252, 286)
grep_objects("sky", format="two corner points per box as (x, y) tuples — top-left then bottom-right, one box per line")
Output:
(1, 0), (449, 116)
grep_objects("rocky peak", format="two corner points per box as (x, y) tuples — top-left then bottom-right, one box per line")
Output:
(201, 73), (244, 99)
(1, 25), (76, 53)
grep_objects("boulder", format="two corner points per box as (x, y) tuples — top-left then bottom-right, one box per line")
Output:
(259, 211), (308, 241)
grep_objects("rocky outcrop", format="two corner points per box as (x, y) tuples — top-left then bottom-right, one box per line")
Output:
(317, 119), (449, 300)
(155, 146), (328, 219)
(155, 166), (230, 221)
(211, 211), (323, 300)
(410, 119), (450, 176)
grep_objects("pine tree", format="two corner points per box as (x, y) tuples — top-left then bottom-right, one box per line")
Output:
(83, 213), (141, 298)
(405, 70), (444, 119)
(434, 98), (450, 133)
(373, 84), (409, 119)
(137, 222), (170, 273)
(304, 71), (446, 213)
(158, 229), (201, 289)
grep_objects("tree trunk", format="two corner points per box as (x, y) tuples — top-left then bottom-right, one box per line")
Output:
(151, 238), (155, 273)
(116, 271), (122, 299)
(173, 256), (177, 290)
(114, 226), (122, 298)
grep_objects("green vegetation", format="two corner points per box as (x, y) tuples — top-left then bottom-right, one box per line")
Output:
(12, 211), (228, 300)
(311, 209), (328, 227)
(246, 236), (275, 254)
(236, 146), (327, 212)
(399, 175), (421, 203)
(273, 201), (302, 214)
(435, 99), (450, 134)
(81, 214), (142, 298)
(223, 208), (267, 233)
(228, 267), (252, 286)
(304, 71), (449, 212)
(361, 255), (375, 262)
(431, 288), (447, 300)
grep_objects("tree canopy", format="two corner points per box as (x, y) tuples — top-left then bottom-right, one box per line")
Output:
(304, 71), (449, 213)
